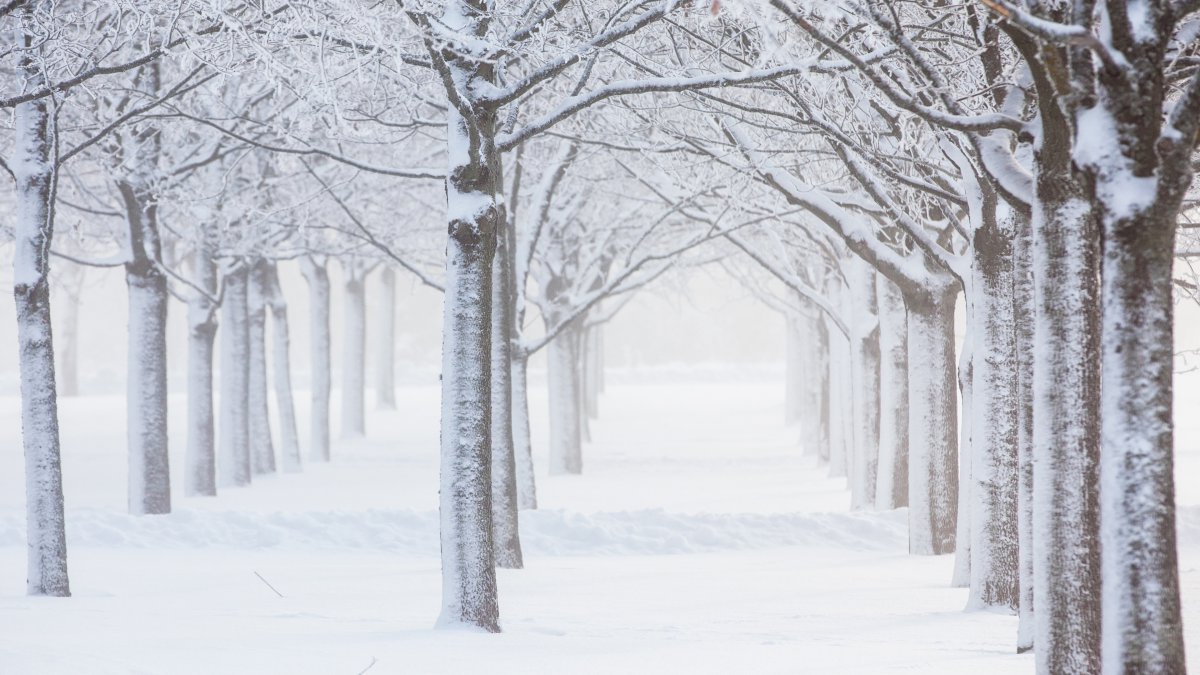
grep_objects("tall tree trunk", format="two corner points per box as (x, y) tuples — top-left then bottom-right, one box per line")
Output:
(218, 264), (251, 487)
(849, 260), (881, 510)
(1031, 194), (1101, 674)
(186, 243), (218, 496)
(547, 319), (583, 475)
(511, 350), (538, 510)
(118, 60), (170, 516)
(1099, 209), (1185, 673)
(341, 262), (367, 438)
(875, 276), (908, 509)
(952, 338), (973, 586)
(265, 262), (301, 472)
(13, 47), (69, 595)
(377, 266), (397, 410)
(1014, 209), (1035, 652)
(967, 207), (1020, 611)
(248, 258), (276, 475)
(299, 257), (332, 462)
(903, 282), (958, 555)
(490, 217), (522, 569)
(435, 82), (500, 631)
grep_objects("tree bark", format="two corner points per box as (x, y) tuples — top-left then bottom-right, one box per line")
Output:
(903, 283), (958, 555)
(218, 264), (251, 487)
(435, 68), (500, 629)
(186, 243), (218, 496)
(967, 206), (1020, 611)
(377, 266), (397, 410)
(1099, 209), (1185, 673)
(248, 258), (276, 475)
(12, 53), (70, 595)
(1014, 208), (1035, 652)
(1031, 194), (1101, 674)
(299, 257), (332, 462)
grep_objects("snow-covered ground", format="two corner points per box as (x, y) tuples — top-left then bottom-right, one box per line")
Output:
(3, 374), (1200, 674)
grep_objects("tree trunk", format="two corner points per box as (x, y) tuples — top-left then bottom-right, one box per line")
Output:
(547, 320), (583, 475)
(124, 253), (171, 515)
(511, 350), (538, 510)
(875, 276), (908, 509)
(814, 313), (832, 464)
(341, 263), (367, 438)
(218, 264), (251, 487)
(903, 283), (958, 555)
(435, 92), (500, 631)
(186, 244), (218, 497)
(377, 266), (397, 410)
(12, 58), (70, 595)
(849, 261), (881, 510)
(952, 338), (972, 586)
(1014, 209), (1035, 653)
(266, 262), (301, 473)
(299, 257), (332, 462)
(1099, 209), (1185, 673)
(490, 219), (522, 569)
(1031, 193), (1101, 674)
(117, 59), (170, 516)
(967, 208), (1020, 611)
(248, 258), (276, 475)
(584, 324), (601, 420)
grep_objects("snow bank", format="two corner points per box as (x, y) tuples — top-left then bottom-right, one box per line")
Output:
(0, 507), (909, 556)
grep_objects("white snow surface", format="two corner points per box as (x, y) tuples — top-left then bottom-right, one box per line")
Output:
(6, 375), (1200, 673)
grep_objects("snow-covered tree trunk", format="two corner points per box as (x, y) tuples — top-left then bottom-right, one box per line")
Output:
(903, 282), (958, 555)
(118, 114), (171, 515)
(490, 215), (522, 569)
(547, 319), (583, 475)
(218, 264), (252, 487)
(185, 242), (218, 497)
(1031, 194), (1101, 674)
(814, 313), (832, 464)
(511, 350), (537, 510)
(341, 262), (367, 438)
(248, 259), (276, 475)
(849, 260), (880, 510)
(12, 48), (70, 595)
(266, 262), (301, 473)
(1098, 201), (1185, 674)
(875, 276), (908, 509)
(434, 96), (499, 629)
(967, 207), (1020, 611)
(376, 266), (397, 411)
(1014, 209), (1035, 653)
(299, 257), (331, 462)
(951, 339), (972, 586)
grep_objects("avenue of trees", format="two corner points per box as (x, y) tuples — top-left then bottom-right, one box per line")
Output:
(1, 2), (1197, 673)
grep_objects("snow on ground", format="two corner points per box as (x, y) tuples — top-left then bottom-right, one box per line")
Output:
(2, 372), (1200, 674)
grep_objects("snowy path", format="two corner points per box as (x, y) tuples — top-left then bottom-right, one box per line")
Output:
(1, 376), (1196, 673)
